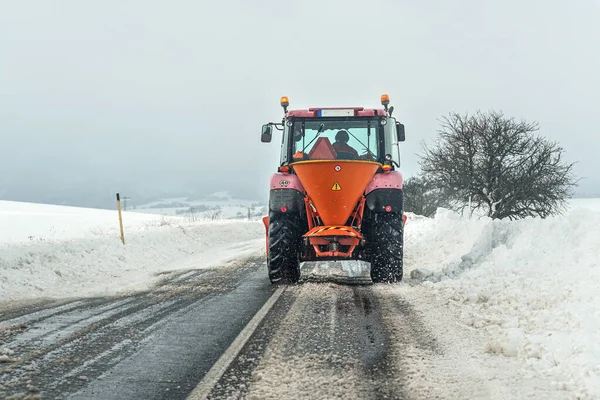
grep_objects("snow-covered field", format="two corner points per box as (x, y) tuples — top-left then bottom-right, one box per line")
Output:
(568, 197), (600, 212)
(0, 200), (182, 245)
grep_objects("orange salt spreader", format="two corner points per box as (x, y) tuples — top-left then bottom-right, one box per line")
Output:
(293, 160), (379, 257)
(260, 94), (407, 284)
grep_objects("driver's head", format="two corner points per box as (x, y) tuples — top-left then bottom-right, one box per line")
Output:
(335, 130), (350, 143)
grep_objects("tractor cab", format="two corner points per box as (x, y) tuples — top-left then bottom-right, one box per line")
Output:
(262, 97), (405, 168)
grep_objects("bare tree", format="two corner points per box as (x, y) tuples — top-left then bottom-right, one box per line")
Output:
(403, 176), (451, 217)
(419, 111), (577, 220)
(205, 209), (222, 220)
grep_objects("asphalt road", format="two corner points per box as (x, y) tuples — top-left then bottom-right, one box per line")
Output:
(0, 258), (424, 400)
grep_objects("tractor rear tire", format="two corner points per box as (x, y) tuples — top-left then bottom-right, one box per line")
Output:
(368, 213), (404, 283)
(267, 211), (303, 284)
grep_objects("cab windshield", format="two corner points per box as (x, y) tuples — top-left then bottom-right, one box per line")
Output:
(290, 118), (381, 162)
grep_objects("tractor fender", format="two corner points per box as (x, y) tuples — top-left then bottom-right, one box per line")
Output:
(270, 173), (306, 193)
(366, 188), (404, 214)
(365, 171), (403, 194)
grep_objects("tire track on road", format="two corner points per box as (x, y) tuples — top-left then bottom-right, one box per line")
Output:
(207, 283), (407, 399)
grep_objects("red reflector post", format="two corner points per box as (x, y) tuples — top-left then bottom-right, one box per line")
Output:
(385, 205), (392, 212)
(281, 206), (288, 213)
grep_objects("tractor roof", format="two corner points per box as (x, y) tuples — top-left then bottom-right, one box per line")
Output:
(286, 107), (389, 118)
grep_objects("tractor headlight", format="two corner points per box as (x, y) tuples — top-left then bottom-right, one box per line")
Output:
(385, 153), (392, 161)
(380, 118), (388, 126)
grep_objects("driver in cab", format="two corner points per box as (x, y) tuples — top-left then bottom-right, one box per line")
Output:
(332, 130), (359, 159)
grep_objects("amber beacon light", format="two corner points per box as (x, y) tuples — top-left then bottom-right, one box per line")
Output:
(280, 96), (289, 112)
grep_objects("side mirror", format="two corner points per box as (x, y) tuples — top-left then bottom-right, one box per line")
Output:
(396, 122), (405, 142)
(261, 124), (272, 143)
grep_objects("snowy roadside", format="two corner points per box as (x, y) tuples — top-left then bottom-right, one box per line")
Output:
(403, 203), (600, 398)
(0, 216), (264, 305)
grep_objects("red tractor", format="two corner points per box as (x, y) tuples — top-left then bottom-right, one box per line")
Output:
(260, 94), (406, 284)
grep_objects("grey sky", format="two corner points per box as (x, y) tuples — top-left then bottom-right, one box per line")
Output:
(1, 0), (599, 206)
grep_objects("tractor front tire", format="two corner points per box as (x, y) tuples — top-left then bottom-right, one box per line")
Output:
(368, 213), (404, 283)
(267, 211), (303, 284)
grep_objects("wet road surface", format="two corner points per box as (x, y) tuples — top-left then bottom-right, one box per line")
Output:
(0, 258), (274, 399)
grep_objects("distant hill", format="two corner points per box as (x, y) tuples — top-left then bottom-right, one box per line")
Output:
(135, 191), (266, 219)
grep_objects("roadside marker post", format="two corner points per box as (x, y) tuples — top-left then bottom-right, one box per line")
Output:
(116, 193), (125, 245)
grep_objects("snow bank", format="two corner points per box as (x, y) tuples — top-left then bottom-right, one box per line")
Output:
(406, 205), (600, 397)
(0, 202), (264, 304)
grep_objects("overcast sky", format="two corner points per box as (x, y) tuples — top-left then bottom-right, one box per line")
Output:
(1, 0), (599, 206)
